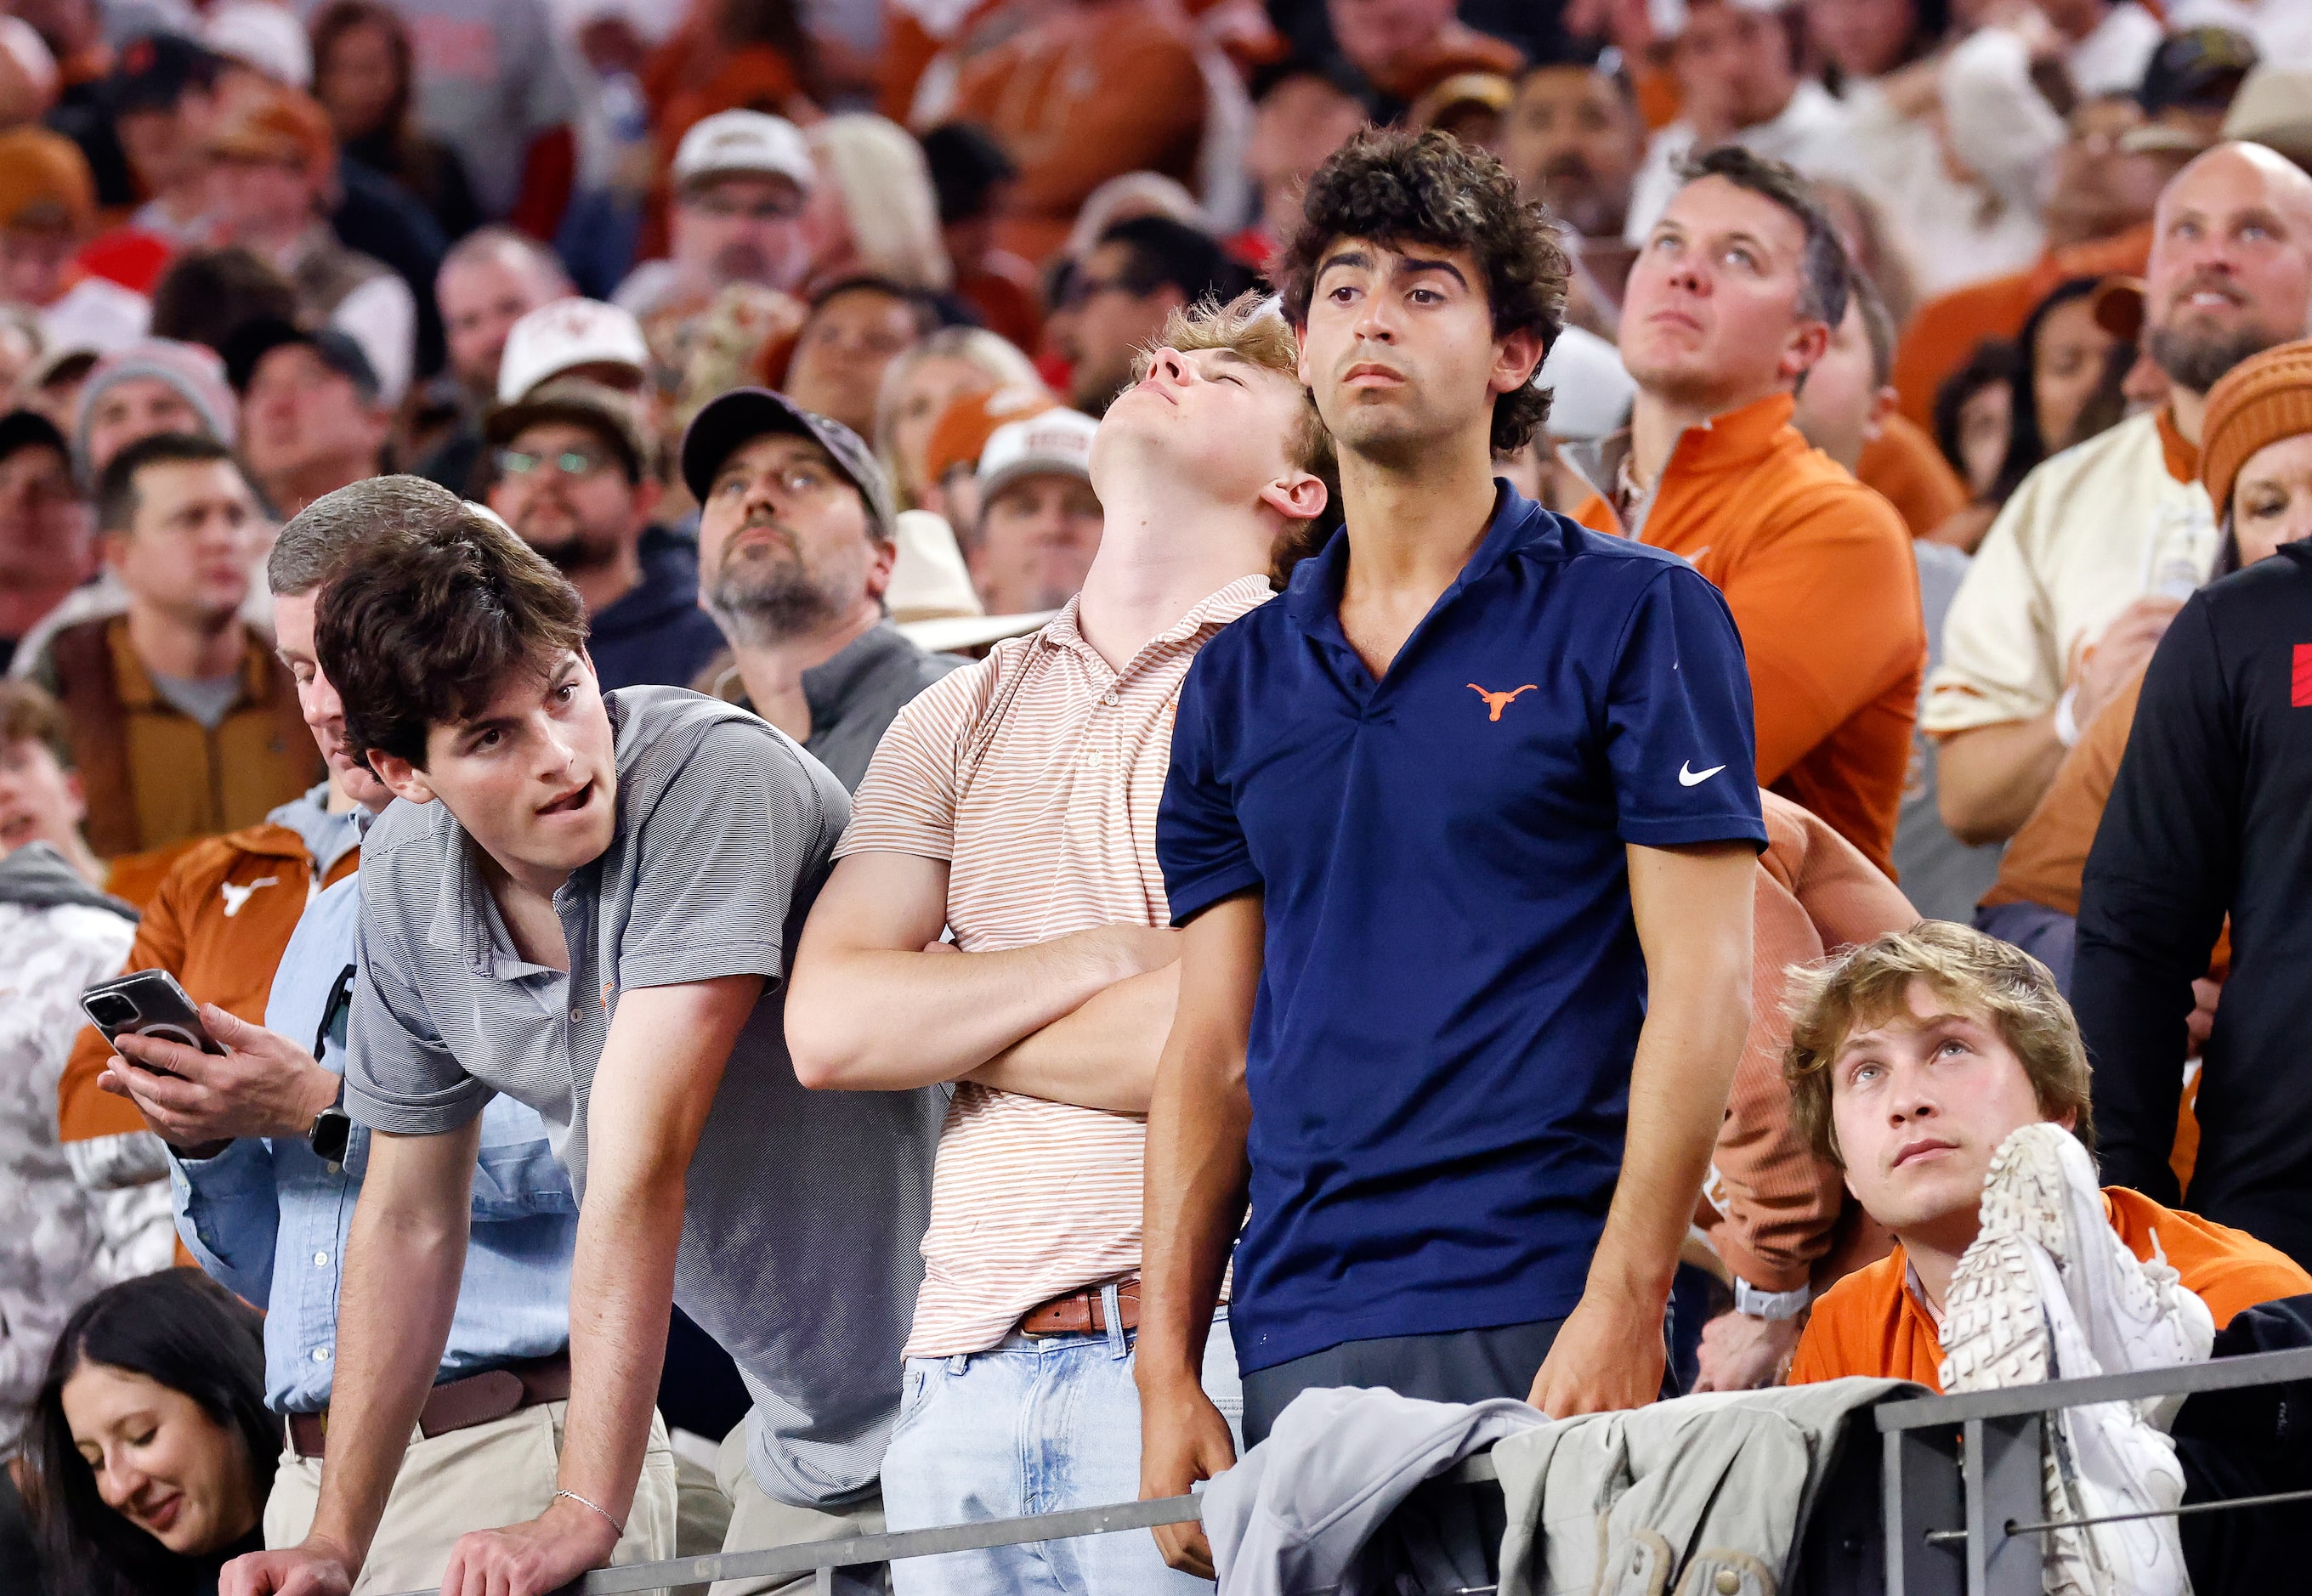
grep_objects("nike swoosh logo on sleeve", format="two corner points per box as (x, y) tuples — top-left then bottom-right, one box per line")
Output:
(1678, 761), (1726, 787)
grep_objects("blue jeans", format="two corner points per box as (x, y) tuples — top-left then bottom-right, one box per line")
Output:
(881, 1307), (1242, 1594)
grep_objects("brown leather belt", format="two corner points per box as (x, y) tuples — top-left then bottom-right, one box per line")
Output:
(286, 1352), (571, 1459)
(1019, 1276), (1140, 1337)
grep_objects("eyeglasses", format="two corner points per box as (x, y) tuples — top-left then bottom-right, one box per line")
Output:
(711, 459), (846, 502)
(497, 445), (615, 480)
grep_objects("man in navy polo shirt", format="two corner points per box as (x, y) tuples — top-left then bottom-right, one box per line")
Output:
(1136, 127), (1765, 1576)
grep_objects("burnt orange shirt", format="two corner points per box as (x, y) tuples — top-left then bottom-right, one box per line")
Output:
(60, 823), (359, 1149)
(1858, 415), (1970, 540)
(1790, 1186), (2311, 1390)
(1573, 393), (1924, 876)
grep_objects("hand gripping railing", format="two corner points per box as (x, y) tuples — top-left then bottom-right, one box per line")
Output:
(1874, 1344), (2312, 1596)
(373, 1348), (2312, 1596)
(378, 1457), (1504, 1595)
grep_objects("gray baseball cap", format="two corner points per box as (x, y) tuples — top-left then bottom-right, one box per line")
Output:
(679, 387), (894, 543)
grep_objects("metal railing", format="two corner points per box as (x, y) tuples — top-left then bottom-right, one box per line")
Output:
(372, 1349), (2312, 1596)
(377, 1456), (1501, 1595)
(1876, 1344), (2312, 1596)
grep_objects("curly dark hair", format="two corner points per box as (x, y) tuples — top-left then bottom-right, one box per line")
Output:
(1276, 127), (1568, 453)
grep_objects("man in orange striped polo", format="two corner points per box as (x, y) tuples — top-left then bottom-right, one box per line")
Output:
(785, 291), (1332, 1596)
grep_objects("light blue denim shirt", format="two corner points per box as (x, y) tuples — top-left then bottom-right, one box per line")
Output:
(171, 872), (577, 1413)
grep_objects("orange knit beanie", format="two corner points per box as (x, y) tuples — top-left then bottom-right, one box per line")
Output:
(2201, 337), (2312, 520)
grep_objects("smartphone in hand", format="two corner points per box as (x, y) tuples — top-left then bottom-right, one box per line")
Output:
(80, 970), (225, 1074)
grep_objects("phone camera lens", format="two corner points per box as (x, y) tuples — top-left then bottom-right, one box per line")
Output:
(87, 993), (139, 1027)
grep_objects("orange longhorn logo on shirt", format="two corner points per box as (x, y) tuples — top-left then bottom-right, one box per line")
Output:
(1468, 683), (1538, 722)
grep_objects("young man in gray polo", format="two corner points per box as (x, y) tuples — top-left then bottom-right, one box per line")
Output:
(223, 473), (942, 1596)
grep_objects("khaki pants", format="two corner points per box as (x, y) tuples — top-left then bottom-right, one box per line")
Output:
(265, 1401), (680, 1594)
(711, 1421), (886, 1596)
(674, 1440), (734, 1555)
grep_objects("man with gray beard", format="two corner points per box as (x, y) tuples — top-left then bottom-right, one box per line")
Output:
(483, 379), (728, 693)
(1927, 141), (2312, 849)
(685, 389), (959, 790)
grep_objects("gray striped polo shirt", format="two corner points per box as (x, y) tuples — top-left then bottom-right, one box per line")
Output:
(345, 686), (942, 1508)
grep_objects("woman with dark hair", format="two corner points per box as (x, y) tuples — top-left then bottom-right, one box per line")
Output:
(1933, 337), (2020, 487)
(309, 0), (482, 243)
(1925, 338), (2019, 552)
(23, 1271), (273, 1596)
(1986, 274), (2130, 505)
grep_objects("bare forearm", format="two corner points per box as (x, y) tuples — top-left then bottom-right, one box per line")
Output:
(307, 1159), (472, 1561)
(1135, 1042), (1250, 1389)
(1585, 971), (1751, 1310)
(790, 931), (1142, 1089)
(556, 1169), (683, 1520)
(967, 965), (1178, 1113)
(1937, 715), (2063, 846)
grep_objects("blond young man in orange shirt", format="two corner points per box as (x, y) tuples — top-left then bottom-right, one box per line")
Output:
(1784, 921), (2312, 1596)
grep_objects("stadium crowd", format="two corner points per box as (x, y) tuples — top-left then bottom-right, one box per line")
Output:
(0, 0), (2309, 1591)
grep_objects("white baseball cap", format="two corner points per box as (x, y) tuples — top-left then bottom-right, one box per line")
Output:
(977, 408), (1098, 504)
(496, 297), (649, 404)
(672, 110), (817, 195)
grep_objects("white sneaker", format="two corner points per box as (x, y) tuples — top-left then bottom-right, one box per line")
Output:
(2021, 1239), (2193, 1596)
(1942, 1229), (2193, 1596)
(1941, 1225), (2095, 1593)
(1939, 1125), (2201, 1596)
(1977, 1123), (2214, 1423)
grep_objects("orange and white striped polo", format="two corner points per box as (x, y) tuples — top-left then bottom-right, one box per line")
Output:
(837, 577), (1271, 1357)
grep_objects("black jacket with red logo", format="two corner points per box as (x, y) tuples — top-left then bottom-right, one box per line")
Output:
(2077, 540), (2312, 1265)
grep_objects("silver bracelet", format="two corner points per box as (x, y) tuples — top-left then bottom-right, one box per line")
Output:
(552, 1487), (626, 1538)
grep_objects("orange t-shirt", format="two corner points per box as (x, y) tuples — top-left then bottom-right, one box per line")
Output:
(1790, 1187), (2312, 1390)
(1572, 393), (1924, 877)
(1857, 414), (1970, 541)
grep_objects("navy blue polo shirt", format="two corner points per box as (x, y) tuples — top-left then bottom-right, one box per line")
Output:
(1158, 486), (1766, 1373)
